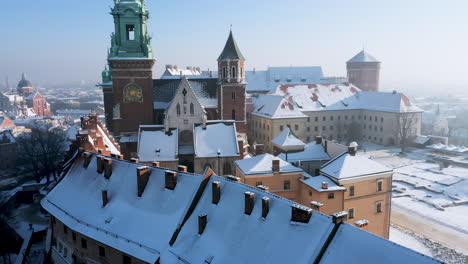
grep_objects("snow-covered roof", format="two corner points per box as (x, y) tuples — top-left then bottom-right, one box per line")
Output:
(161, 176), (335, 264)
(325, 91), (423, 113)
(252, 94), (307, 119)
(137, 127), (178, 162)
(300, 173), (346, 192)
(235, 153), (303, 175)
(320, 223), (442, 264)
(321, 152), (392, 180)
(272, 83), (360, 111)
(0, 130), (16, 144)
(97, 125), (120, 155)
(271, 127), (305, 150)
(278, 141), (330, 162)
(414, 135), (430, 145)
(347, 50), (380, 63)
(194, 122), (239, 158)
(41, 154), (204, 263)
(427, 143), (468, 154)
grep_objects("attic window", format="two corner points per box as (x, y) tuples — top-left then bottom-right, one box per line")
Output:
(126, 25), (135, 40)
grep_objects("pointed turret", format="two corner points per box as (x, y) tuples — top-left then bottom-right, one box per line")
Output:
(218, 30), (245, 61)
(346, 50), (381, 91)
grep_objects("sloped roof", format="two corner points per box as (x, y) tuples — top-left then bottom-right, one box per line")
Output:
(137, 126), (178, 162)
(17, 73), (32, 88)
(235, 153), (302, 175)
(218, 30), (245, 61)
(321, 152), (391, 180)
(252, 94), (307, 119)
(300, 173), (346, 192)
(161, 176), (335, 264)
(272, 83), (360, 111)
(272, 127), (305, 149)
(278, 141), (330, 162)
(41, 154), (204, 263)
(194, 122), (239, 158)
(153, 78), (217, 109)
(320, 223), (442, 264)
(347, 50), (379, 63)
(324, 91), (423, 113)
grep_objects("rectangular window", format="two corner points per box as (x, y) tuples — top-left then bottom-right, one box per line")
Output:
(307, 117), (310, 122)
(255, 181), (263, 187)
(284, 180), (291, 190)
(377, 180), (383, 192)
(314, 126), (318, 132)
(81, 238), (87, 249)
(222, 67), (227, 78)
(331, 116), (334, 121)
(295, 124), (299, 131)
(99, 246), (106, 257)
(330, 126), (333, 130)
(328, 193), (334, 199)
(376, 201), (382, 213)
(349, 186), (355, 196)
(348, 208), (355, 219)
(315, 117), (318, 122)
(345, 115), (348, 120)
(126, 24), (135, 40)
(232, 92), (236, 100)
(72, 232), (76, 242)
(280, 125), (283, 131)
(231, 66), (237, 77)
(63, 224), (68, 234)
(307, 127), (310, 132)
(123, 255), (131, 264)
(322, 117), (326, 121)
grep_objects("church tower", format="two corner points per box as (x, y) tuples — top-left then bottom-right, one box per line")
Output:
(107, 0), (155, 136)
(346, 50), (381, 92)
(217, 30), (247, 134)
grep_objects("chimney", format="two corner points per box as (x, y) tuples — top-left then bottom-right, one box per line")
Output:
(103, 158), (112, 179)
(212, 181), (221, 204)
(198, 215), (207, 235)
(209, 70), (213, 78)
(324, 140), (328, 152)
(314, 168), (320, 176)
(102, 190), (109, 207)
(83, 152), (92, 168)
(348, 146), (357, 156)
(137, 166), (151, 197)
(237, 140), (245, 159)
(96, 156), (105, 174)
(262, 197), (270, 218)
(272, 159), (280, 173)
(322, 182), (328, 190)
(152, 161), (160, 167)
(332, 211), (348, 224)
(244, 192), (255, 215)
(178, 165), (188, 172)
(354, 219), (369, 230)
(257, 185), (270, 192)
(165, 170), (178, 190)
(310, 201), (323, 212)
(315, 136), (322, 144)
(227, 175), (241, 182)
(255, 144), (264, 156)
(291, 204), (313, 223)
(130, 158), (139, 163)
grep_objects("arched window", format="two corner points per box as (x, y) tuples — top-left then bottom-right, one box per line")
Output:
(223, 162), (232, 175)
(176, 103), (180, 116)
(190, 103), (194, 115)
(222, 67), (227, 78)
(232, 66), (237, 78)
(232, 109), (236, 120)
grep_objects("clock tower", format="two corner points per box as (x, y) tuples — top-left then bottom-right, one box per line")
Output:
(107, 0), (155, 136)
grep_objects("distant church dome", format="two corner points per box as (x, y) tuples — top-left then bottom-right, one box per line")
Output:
(17, 73), (32, 88)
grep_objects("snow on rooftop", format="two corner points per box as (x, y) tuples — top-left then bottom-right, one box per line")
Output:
(252, 94), (307, 119)
(347, 50), (380, 63)
(235, 153), (303, 175)
(97, 125), (121, 155)
(300, 173), (345, 192)
(271, 127), (305, 149)
(321, 152), (391, 180)
(194, 122), (239, 158)
(138, 128), (178, 162)
(161, 176), (335, 264)
(320, 223), (442, 264)
(278, 141), (330, 162)
(41, 155), (204, 263)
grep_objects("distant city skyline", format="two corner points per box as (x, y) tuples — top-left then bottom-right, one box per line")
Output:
(2, 0), (468, 95)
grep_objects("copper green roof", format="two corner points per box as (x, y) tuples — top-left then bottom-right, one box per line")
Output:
(218, 30), (245, 61)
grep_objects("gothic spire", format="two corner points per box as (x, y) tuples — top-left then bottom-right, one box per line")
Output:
(218, 30), (245, 61)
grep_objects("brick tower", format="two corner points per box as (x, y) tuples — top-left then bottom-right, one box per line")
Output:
(346, 50), (381, 92)
(107, 0), (155, 136)
(217, 30), (247, 134)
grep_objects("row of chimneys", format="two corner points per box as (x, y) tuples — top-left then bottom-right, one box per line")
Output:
(165, 65), (202, 73)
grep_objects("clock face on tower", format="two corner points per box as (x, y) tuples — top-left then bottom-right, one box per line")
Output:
(123, 83), (143, 103)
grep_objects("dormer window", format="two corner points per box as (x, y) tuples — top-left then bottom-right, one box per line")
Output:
(126, 25), (135, 40)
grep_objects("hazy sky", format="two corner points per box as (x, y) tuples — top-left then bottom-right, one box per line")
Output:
(2, 0), (468, 94)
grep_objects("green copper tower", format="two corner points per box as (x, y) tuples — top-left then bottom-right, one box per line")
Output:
(109, 0), (153, 58)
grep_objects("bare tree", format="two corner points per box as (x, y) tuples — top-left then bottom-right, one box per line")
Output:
(347, 121), (363, 144)
(16, 122), (67, 183)
(395, 113), (418, 154)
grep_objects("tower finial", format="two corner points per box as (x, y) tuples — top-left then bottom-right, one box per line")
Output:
(230, 24), (232, 31)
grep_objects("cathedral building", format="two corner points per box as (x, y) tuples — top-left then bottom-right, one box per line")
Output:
(100, 0), (246, 173)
